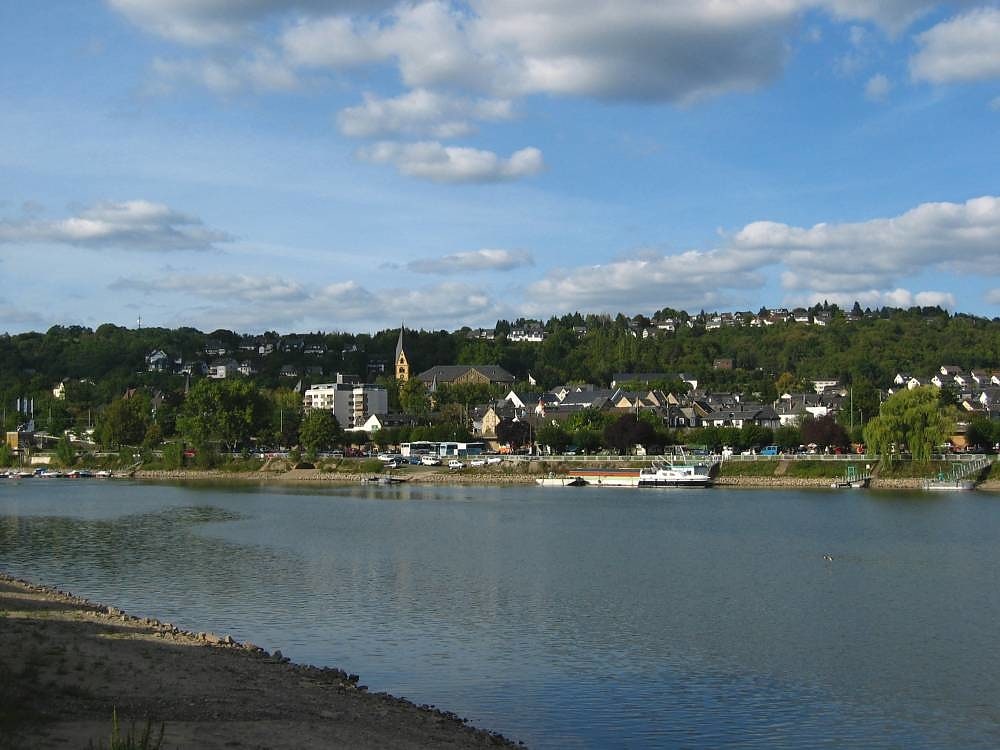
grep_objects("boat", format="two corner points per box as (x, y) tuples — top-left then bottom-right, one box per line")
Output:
(536, 475), (588, 487)
(637, 461), (713, 488)
(923, 478), (975, 491)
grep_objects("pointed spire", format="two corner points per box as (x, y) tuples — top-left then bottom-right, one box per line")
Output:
(395, 321), (405, 362)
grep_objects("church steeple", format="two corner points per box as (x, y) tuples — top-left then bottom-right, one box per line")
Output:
(395, 323), (410, 381)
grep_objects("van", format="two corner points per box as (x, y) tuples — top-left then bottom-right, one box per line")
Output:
(761, 445), (779, 456)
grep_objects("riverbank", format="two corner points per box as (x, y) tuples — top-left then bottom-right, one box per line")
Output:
(126, 467), (1000, 491)
(0, 573), (515, 749)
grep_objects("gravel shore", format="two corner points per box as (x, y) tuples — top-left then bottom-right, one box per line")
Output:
(0, 573), (516, 749)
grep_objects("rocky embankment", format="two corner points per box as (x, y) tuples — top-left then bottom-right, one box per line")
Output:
(0, 573), (516, 749)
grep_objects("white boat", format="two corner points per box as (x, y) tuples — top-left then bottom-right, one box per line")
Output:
(923, 478), (975, 491)
(637, 461), (713, 488)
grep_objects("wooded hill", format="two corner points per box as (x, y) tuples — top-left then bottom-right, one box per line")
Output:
(1, 305), (998, 435)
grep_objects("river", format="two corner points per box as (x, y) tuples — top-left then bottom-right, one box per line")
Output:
(2, 480), (999, 748)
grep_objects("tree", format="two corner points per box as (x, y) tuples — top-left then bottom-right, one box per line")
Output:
(0, 443), (12, 468)
(176, 379), (267, 452)
(399, 378), (431, 417)
(536, 422), (571, 453)
(299, 410), (342, 454)
(603, 414), (654, 454)
(97, 395), (150, 448)
(496, 419), (531, 449)
(800, 415), (849, 449)
(55, 434), (76, 468)
(863, 386), (953, 464)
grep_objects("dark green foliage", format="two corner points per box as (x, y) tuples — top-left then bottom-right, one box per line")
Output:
(299, 410), (342, 453)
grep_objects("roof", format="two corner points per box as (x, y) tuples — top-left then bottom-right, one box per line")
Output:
(416, 365), (515, 384)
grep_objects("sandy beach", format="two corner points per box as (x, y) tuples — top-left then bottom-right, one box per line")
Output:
(0, 574), (516, 749)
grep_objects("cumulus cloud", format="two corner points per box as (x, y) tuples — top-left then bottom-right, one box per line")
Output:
(911, 7), (1000, 84)
(0, 200), (232, 251)
(115, 1), (982, 105)
(732, 195), (1000, 284)
(111, 270), (502, 330)
(337, 89), (513, 138)
(404, 248), (533, 274)
(358, 141), (543, 182)
(864, 73), (891, 101)
(108, 0), (396, 45)
(524, 246), (773, 315)
(526, 196), (1000, 315)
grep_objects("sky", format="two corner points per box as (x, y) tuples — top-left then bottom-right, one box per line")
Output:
(1, 0), (999, 334)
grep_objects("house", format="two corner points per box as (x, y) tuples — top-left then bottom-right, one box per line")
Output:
(704, 406), (780, 429)
(279, 365), (299, 378)
(508, 324), (546, 342)
(466, 328), (496, 340)
(146, 349), (172, 373)
(208, 358), (240, 379)
(304, 344), (327, 356)
(52, 381), (67, 400)
(237, 361), (257, 377)
(713, 358), (734, 371)
(179, 361), (207, 376)
(203, 340), (228, 358)
(811, 378), (839, 393)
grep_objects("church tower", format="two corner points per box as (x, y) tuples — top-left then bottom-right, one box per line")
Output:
(395, 323), (410, 381)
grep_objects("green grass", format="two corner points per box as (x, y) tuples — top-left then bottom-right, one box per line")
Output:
(878, 460), (952, 478)
(784, 461), (870, 479)
(717, 461), (778, 477)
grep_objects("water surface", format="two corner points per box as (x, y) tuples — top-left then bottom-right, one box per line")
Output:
(2, 480), (999, 748)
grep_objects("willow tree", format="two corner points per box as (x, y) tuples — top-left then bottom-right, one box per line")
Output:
(863, 386), (953, 464)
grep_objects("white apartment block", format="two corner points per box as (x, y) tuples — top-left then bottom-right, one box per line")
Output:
(303, 376), (388, 429)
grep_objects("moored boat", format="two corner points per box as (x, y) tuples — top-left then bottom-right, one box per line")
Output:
(637, 461), (713, 488)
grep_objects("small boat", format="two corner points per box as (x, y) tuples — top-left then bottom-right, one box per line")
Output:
(923, 478), (975, 491)
(637, 461), (713, 488)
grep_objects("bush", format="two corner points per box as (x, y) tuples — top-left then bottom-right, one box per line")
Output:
(194, 445), (219, 470)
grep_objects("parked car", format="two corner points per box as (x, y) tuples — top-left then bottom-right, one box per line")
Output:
(486, 456), (503, 465)
(470, 458), (486, 467)
(408, 456), (423, 465)
(420, 455), (442, 466)
(385, 458), (403, 468)
(448, 460), (465, 470)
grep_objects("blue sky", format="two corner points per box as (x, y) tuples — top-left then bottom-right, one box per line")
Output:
(2, 0), (999, 333)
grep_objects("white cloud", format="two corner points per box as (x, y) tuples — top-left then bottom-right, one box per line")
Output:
(788, 288), (956, 310)
(359, 141), (543, 182)
(524, 246), (773, 315)
(0, 200), (232, 251)
(110, 274), (307, 302)
(526, 196), (1000, 315)
(864, 73), (891, 101)
(337, 89), (513, 138)
(405, 248), (533, 274)
(911, 7), (1000, 84)
(820, 0), (945, 34)
(111, 271), (502, 330)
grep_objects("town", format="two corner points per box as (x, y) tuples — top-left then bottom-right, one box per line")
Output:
(3, 303), (1000, 468)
